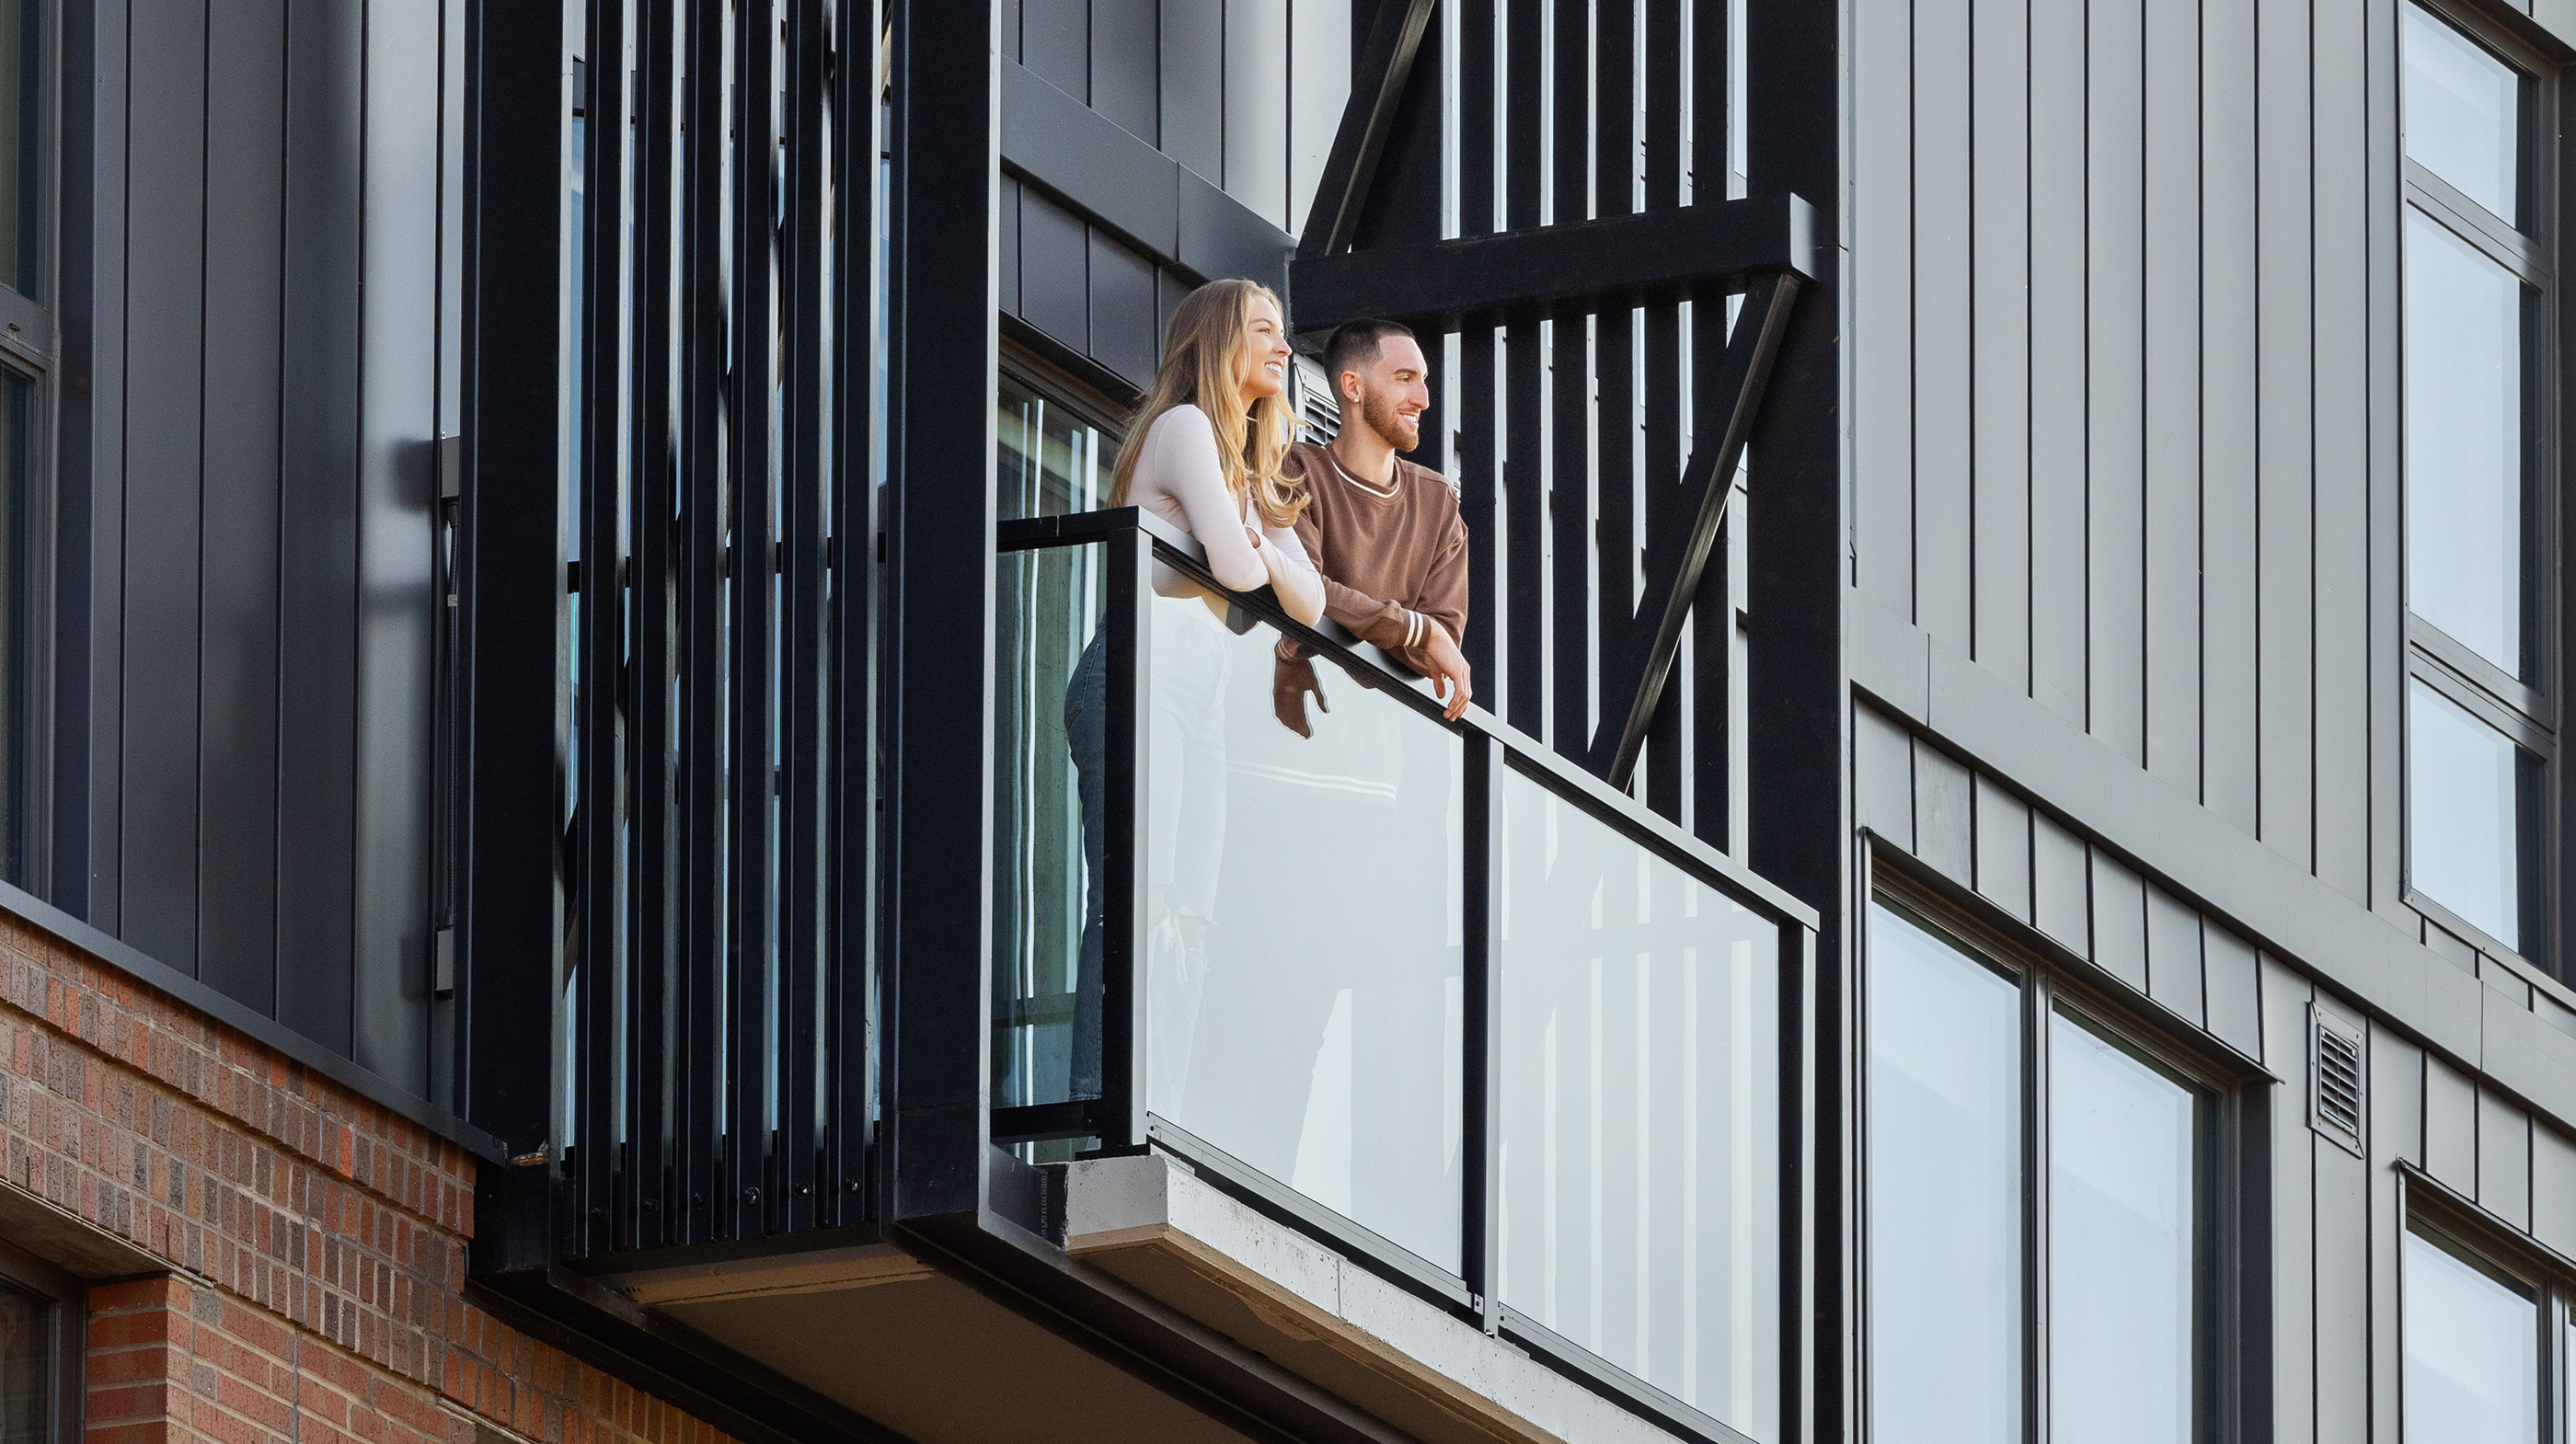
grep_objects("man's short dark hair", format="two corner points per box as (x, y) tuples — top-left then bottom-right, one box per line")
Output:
(1321, 318), (1416, 388)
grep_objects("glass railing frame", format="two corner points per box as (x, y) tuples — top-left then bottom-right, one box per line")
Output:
(994, 507), (1820, 1444)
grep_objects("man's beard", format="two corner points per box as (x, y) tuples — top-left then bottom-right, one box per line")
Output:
(1362, 390), (1421, 453)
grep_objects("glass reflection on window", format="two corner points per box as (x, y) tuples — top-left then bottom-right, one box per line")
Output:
(0, 1280), (46, 1444)
(2409, 679), (2535, 950)
(2403, 4), (2521, 223)
(998, 374), (1111, 521)
(2050, 1012), (2199, 1444)
(2403, 1230), (2536, 1444)
(2405, 211), (2529, 679)
(1868, 903), (2022, 1444)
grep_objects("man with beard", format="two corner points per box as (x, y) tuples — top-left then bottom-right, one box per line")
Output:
(1274, 318), (1473, 729)
(1177, 318), (1471, 1265)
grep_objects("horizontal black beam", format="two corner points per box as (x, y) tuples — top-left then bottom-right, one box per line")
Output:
(1296, 0), (1438, 258)
(992, 1099), (1101, 1143)
(999, 61), (1294, 293)
(1289, 192), (1816, 332)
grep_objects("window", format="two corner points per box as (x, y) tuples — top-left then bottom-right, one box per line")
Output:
(2400, 2), (2552, 960)
(0, 1239), (84, 1444)
(1866, 893), (2218, 1444)
(2402, 1224), (2539, 1444)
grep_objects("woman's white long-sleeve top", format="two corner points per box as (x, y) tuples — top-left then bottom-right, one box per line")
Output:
(1125, 405), (1326, 625)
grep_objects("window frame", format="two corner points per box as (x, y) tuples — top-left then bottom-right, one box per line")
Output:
(2398, 0), (2561, 970)
(1860, 865), (2261, 1444)
(0, 1235), (87, 1444)
(0, 0), (58, 904)
(2398, 1178), (2576, 1444)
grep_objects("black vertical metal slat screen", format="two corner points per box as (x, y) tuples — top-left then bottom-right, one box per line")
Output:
(1428, 0), (1744, 843)
(565, 0), (876, 1257)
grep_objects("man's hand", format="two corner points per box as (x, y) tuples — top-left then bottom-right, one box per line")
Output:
(1273, 656), (1328, 738)
(1420, 621), (1474, 721)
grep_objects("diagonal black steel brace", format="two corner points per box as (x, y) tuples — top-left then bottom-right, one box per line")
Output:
(1589, 271), (1802, 789)
(1296, 0), (1439, 259)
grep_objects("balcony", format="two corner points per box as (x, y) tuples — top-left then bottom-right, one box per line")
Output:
(506, 505), (1816, 1444)
(981, 510), (1818, 1442)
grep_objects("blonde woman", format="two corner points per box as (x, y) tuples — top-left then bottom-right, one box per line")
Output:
(1065, 279), (1320, 1100)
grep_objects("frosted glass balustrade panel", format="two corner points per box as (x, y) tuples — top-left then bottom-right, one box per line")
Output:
(1497, 767), (1780, 1440)
(1141, 592), (1465, 1273)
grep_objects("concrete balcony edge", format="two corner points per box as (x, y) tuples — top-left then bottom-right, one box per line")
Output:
(1062, 1152), (1684, 1444)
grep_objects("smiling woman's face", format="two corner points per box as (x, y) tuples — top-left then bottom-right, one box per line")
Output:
(1236, 293), (1290, 403)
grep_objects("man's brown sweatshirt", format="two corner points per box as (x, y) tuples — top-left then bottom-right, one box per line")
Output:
(1279, 439), (1470, 676)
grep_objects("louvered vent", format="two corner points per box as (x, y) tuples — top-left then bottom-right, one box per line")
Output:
(1294, 357), (1341, 443)
(2311, 1007), (2366, 1156)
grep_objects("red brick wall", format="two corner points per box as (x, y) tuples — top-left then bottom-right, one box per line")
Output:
(0, 912), (738, 1444)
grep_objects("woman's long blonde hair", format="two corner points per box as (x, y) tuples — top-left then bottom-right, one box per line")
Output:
(1110, 278), (1308, 530)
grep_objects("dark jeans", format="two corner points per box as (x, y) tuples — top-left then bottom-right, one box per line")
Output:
(1065, 631), (1110, 1099)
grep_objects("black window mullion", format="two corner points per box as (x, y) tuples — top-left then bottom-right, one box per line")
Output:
(2026, 969), (2052, 1444)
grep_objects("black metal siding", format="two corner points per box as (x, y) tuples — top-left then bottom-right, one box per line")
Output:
(63, 0), (454, 1085)
(1002, 0), (1330, 395)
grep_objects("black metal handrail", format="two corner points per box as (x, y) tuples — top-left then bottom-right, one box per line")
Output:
(993, 507), (1814, 1444)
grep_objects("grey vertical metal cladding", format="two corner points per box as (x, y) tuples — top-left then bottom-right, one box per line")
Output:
(355, 0), (445, 1095)
(1156, 1), (1221, 186)
(2255, 0), (2317, 873)
(2084, 0), (2145, 769)
(1908, 0), (1971, 651)
(1087, 229), (1156, 387)
(1018, 0), (1087, 99)
(196, 0), (287, 1014)
(1018, 189), (1087, 351)
(118, 0), (208, 973)
(1222, 0), (1287, 228)
(2201, 0), (2260, 837)
(1968, 0), (2030, 692)
(1971, 774), (2031, 922)
(79, 0), (130, 931)
(279, 0), (365, 1054)
(2308, 0), (2371, 907)
(2141, 0), (2201, 799)
(2024, 0), (2086, 728)
(48, 0), (514, 1095)
(1848, 0), (1911, 622)
(1087, 0), (1158, 144)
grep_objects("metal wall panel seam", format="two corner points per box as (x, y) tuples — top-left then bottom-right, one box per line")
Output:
(119, 0), (207, 975)
(195, 0), (285, 1014)
(278, 0), (363, 1052)
(1888, 615), (2495, 1060)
